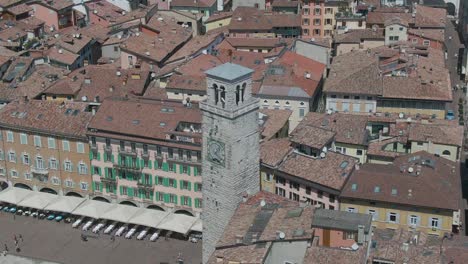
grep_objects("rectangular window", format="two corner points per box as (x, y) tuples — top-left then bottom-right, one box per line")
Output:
(357, 149), (363, 155)
(289, 192), (300, 201)
(36, 157), (44, 169)
(329, 194), (335, 203)
(305, 186), (311, 195)
(22, 154), (29, 165)
(388, 212), (398, 223)
(8, 151), (16, 163)
(64, 161), (72, 172)
(80, 182), (88, 190)
(76, 143), (85, 153)
(423, 40), (430, 46)
(169, 194), (177, 203)
(276, 177), (286, 185)
(409, 215), (419, 226)
(289, 181), (300, 191)
(317, 190), (323, 198)
(34, 135), (42, 147)
(353, 103), (360, 112)
(181, 180), (189, 190)
(62, 140), (70, 151)
(24, 172), (32, 180)
(20, 133), (28, 144)
(49, 158), (57, 170)
(78, 163), (88, 175)
(299, 108), (305, 117)
(368, 209), (377, 220)
(430, 217), (439, 229)
(156, 146), (162, 157)
(343, 231), (355, 240)
(347, 207), (356, 213)
(10, 170), (18, 178)
(275, 187), (286, 197)
(48, 137), (56, 149)
(264, 173), (272, 182)
(6, 131), (13, 142)
(168, 148), (173, 159)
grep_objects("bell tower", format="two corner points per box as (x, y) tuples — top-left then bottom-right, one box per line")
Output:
(200, 63), (260, 263)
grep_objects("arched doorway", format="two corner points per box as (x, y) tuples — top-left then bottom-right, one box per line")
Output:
(65, 192), (83, 198)
(174, 209), (194, 216)
(40, 187), (58, 195)
(92, 196), (110, 203)
(0, 181), (8, 191)
(447, 3), (456, 16)
(147, 204), (165, 211)
(14, 183), (32, 190)
(119, 201), (137, 207)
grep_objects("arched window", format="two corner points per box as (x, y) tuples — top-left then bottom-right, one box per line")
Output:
(213, 84), (219, 105)
(442, 150), (451, 156)
(241, 83), (246, 102)
(235, 85), (240, 105)
(220, 86), (226, 108)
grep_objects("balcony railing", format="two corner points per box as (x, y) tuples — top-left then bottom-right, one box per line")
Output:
(113, 162), (142, 172)
(118, 147), (137, 156)
(31, 167), (48, 175)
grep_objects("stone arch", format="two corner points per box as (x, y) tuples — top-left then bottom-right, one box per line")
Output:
(92, 196), (110, 203)
(442, 150), (451, 156)
(65, 191), (83, 198)
(446, 3), (456, 16)
(14, 183), (32, 190)
(174, 209), (194, 217)
(40, 187), (58, 195)
(147, 204), (166, 211)
(119, 200), (137, 207)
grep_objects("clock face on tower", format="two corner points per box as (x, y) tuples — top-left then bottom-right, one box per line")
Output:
(207, 139), (225, 166)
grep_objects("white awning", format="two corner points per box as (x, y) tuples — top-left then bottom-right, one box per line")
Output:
(128, 208), (169, 228)
(44, 196), (86, 213)
(100, 204), (141, 223)
(190, 218), (202, 232)
(157, 213), (198, 235)
(72, 200), (113, 219)
(0, 187), (33, 204)
(18, 192), (58, 210)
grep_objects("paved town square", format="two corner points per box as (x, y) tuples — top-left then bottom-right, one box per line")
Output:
(0, 212), (201, 264)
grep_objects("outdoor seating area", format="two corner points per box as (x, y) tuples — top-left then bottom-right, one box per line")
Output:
(0, 187), (202, 243)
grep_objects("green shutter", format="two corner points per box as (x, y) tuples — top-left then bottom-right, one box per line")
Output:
(174, 194), (178, 205)
(162, 162), (169, 172)
(139, 189), (143, 199)
(194, 166), (198, 176)
(155, 192), (160, 201)
(163, 177), (169, 187)
(149, 175), (153, 185)
(187, 182), (191, 191)
(119, 186), (123, 195)
(112, 169), (116, 179)
(105, 167), (108, 178)
(89, 151), (94, 160)
(103, 152), (107, 161)
(163, 193), (170, 203)
(140, 159), (144, 168)
(106, 184), (110, 193)
(97, 153), (101, 161)
(154, 160), (158, 170)
(92, 181), (96, 191)
(150, 191), (154, 200)
(98, 167), (102, 176)
(173, 179), (177, 188)
(148, 160), (152, 169)
(111, 154), (115, 163)
(129, 188), (133, 197)
(155, 176), (159, 185)
(91, 166), (95, 175)
(173, 163), (177, 172)
(100, 182), (103, 191)
(195, 198), (199, 208)
(188, 197), (192, 207)
(179, 180), (183, 190)
(194, 183), (199, 192)
(118, 155), (122, 165)
(187, 166), (191, 176)
(179, 165), (183, 174)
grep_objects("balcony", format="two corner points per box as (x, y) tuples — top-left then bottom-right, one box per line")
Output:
(137, 181), (153, 190)
(104, 145), (112, 153)
(142, 151), (149, 159)
(90, 144), (98, 151)
(113, 162), (142, 173)
(31, 167), (48, 175)
(101, 175), (116, 183)
(118, 147), (137, 157)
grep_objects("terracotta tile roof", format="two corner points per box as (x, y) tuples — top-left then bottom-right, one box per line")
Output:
(408, 28), (445, 42)
(341, 151), (461, 210)
(298, 112), (369, 146)
(216, 50), (268, 81)
(88, 98), (202, 142)
(0, 99), (92, 138)
(121, 20), (192, 63)
(0, 0), (22, 8)
(142, 81), (168, 100)
(215, 190), (313, 247)
(272, 0), (300, 7)
(85, 0), (125, 22)
(229, 7), (300, 31)
(170, 0), (216, 8)
(208, 243), (270, 264)
(33, 0), (74, 11)
(291, 125), (335, 150)
(205, 11), (232, 23)
(6, 3), (31, 15)
(177, 54), (222, 77)
(304, 245), (367, 264)
(259, 109), (291, 140)
(334, 28), (385, 44)
(167, 27), (226, 63)
(52, 33), (93, 54)
(166, 74), (206, 92)
(370, 228), (441, 264)
(366, 12), (413, 26)
(414, 4), (446, 28)
(408, 123), (464, 147)
(367, 137), (407, 159)
(46, 46), (79, 65)
(14, 17), (45, 32)
(260, 138), (292, 167)
(279, 151), (357, 190)
(0, 24), (27, 42)
(278, 51), (326, 80)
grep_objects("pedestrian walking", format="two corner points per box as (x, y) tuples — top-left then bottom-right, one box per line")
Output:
(19, 234), (23, 242)
(13, 214), (15, 220)
(4, 244), (8, 252)
(111, 235), (115, 242)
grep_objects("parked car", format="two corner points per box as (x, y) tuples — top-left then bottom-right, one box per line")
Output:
(446, 110), (455, 120)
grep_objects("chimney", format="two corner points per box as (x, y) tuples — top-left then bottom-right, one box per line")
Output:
(251, 233), (258, 243)
(91, 107), (96, 116)
(357, 225), (365, 245)
(355, 163), (360, 170)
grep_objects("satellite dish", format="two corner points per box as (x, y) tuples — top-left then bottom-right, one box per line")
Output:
(408, 167), (414, 173)
(320, 152), (326, 158)
(81, 96), (88, 102)
(322, 147), (328, 153)
(260, 200), (266, 207)
(278, 232), (285, 240)
(351, 243), (359, 250)
(398, 112), (404, 119)
(406, 117), (412, 123)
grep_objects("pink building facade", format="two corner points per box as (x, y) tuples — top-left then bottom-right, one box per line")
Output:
(31, 3), (76, 30)
(301, 0), (325, 37)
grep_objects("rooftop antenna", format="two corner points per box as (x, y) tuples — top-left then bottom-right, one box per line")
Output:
(228, 49), (233, 63)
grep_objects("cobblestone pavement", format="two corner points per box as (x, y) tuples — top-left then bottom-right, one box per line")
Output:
(0, 212), (202, 264)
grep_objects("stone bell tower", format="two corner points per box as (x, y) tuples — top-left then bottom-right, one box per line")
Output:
(200, 63), (260, 263)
